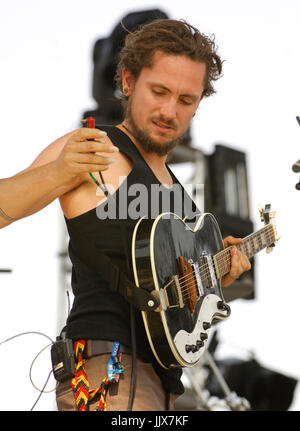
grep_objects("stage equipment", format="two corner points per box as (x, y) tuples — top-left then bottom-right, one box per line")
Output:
(292, 159), (300, 173)
(206, 356), (298, 411)
(51, 329), (75, 383)
(206, 144), (254, 301)
(174, 332), (251, 411)
(205, 331), (298, 411)
(292, 116), (300, 190)
(175, 329), (298, 411)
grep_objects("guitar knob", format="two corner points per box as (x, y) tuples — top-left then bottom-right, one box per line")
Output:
(217, 301), (231, 316)
(217, 301), (226, 310)
(185, 344), (192, 353)
(203, 321), (211, 330)
(196, 340), (204, 349)
(200, 332), (208, 341)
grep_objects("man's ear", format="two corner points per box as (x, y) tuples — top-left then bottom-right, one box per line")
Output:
(122, 67), (134, 96)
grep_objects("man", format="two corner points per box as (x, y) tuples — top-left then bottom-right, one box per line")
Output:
(0, 19), (251, 410)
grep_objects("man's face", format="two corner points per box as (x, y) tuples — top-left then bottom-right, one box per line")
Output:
(123, 51), (206, 156)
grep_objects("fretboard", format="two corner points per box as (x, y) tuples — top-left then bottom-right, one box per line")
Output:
(213, 223), (275, 279)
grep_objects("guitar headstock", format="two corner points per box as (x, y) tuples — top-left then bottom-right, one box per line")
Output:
(258, 204), (280, 253)
(259, 203), (276, 224)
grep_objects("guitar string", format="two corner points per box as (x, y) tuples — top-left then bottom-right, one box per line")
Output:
(161, 223), (274, 292)
(176, 227), (274, 288)
(177, 230), (275, 301)
(177, 226), (275, 287)
(212, 227), (274, 271)
(177, 231), (275, 302)
(162, 227), (275, 303)
(172, 228), (275, 300)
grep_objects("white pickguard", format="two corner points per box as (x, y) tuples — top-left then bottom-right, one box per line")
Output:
(173, 293), (224, 364)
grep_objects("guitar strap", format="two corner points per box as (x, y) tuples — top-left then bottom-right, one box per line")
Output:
(68, 224), (159, 312)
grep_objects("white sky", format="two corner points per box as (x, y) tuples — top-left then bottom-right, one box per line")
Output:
(0, 0), (299, 411)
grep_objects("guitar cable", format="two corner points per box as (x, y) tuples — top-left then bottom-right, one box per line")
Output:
(127, 304), (137, 411)
(120, 222), (137, 411)
(0, 331), (56, 410)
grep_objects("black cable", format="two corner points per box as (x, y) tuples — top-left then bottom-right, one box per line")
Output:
(66, 290), (71, 316)
(30, 369), (54, 411)
(127, 304), (137, 411)
(0, 331), (54, 346)
(0, 331), (56, 411)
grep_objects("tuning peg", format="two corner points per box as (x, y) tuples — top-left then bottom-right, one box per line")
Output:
(259, 205), (265, 222)
(259, 204), (276, 225)
(268, 210), (276, 220)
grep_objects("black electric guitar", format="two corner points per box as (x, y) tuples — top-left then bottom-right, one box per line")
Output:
(131, 204), (279, 369)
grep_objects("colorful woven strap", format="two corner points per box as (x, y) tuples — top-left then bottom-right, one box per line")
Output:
(72, 340), (110, 411)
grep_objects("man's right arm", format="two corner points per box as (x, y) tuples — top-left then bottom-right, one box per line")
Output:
(0, 128), (118, 228)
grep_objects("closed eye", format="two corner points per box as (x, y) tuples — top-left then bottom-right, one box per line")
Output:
(151, 85), (198, 106)
(152, 89), (165, 96)
(180, 98), (193, 106)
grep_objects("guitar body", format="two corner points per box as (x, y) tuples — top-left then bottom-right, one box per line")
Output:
(132, 212), (230, 369)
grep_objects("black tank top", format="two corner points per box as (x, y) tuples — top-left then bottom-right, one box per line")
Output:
(65, 125), (198, 395)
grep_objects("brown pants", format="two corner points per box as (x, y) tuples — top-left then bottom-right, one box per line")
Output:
(56, 352), (178, 411)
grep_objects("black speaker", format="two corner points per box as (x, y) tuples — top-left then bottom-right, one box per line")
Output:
(206, 144), (255, 301)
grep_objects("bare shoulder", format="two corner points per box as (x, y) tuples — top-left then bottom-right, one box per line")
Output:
(25, 129), (79, 171)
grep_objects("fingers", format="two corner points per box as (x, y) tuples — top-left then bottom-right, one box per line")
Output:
(74, 127), (107, 141)
(230, 246), (251, 277)
(70, 152), (116, 173)
(65, 128), (119, 154)
(221, 244), (251, 287)
(65, 127), (119, 167)
(56, 128), (120, 180)
(66, 140), (119, 154)
(223, 235), (242, 248)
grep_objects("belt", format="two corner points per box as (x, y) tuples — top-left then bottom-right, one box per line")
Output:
(86, 340), (131, 358)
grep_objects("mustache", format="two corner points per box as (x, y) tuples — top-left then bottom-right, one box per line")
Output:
(151, 116), (178, 130)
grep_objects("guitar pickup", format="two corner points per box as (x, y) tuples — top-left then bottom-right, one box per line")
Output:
(161, 275), (184, 310)
(199, 255), (218, 290)
(190, 261), (204, 297)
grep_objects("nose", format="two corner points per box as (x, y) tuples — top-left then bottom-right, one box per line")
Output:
(159, 98), (177, 121)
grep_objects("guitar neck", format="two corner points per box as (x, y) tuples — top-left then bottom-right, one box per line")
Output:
(214, 223), (275, 279)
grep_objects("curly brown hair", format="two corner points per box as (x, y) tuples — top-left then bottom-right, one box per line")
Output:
(115, 19), (223, 101)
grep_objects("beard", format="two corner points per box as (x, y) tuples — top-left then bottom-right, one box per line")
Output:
(125, 97), (183, 157)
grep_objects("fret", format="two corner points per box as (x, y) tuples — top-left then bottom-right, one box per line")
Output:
(213, 223), (275, 279)
(239, 242), (246, 256)
(243, 241), (249, 257)
(249, 236), (255, 256)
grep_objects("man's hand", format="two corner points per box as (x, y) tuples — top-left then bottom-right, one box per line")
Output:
(54, 128), (119, 184)
(221, 236), (251, 287)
